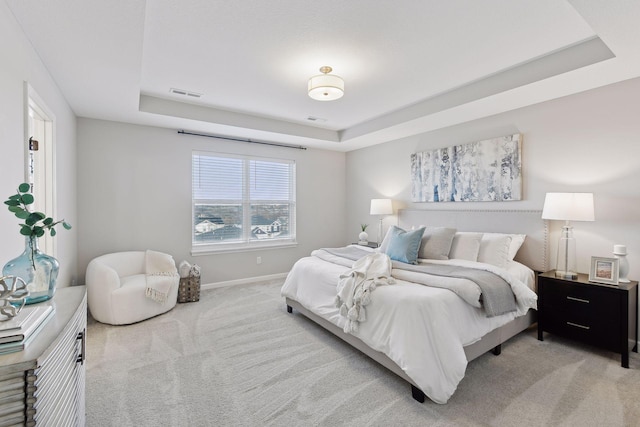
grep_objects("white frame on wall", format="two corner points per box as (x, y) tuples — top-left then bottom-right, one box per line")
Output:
(24, 82), (56, 256)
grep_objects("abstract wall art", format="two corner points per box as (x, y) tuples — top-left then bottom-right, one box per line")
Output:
(411, 133), (522, 202)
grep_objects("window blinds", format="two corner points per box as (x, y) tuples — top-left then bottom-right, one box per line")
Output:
(192, 151), (296, 250)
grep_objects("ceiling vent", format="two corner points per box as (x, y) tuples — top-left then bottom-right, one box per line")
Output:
(306, 116), (327, 123)
(170, 88), (202, 98)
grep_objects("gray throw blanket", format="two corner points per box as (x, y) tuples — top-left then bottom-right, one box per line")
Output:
(319, 246), (516, 317)
(392, 262), (516, 317)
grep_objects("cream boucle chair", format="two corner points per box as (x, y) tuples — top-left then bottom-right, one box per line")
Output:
(86, 251), (179, 325)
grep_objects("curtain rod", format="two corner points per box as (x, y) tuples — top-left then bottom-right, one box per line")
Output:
(177, 130), (307, 150)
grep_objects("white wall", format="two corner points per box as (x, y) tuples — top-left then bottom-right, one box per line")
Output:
(0, 3), (77, 286)
(76, 118), (346, 285)
(347, 77), (640, 279)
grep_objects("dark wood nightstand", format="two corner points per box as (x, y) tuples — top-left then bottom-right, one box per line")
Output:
(537, 271), (638, 368)
(352, 242), (379, 248)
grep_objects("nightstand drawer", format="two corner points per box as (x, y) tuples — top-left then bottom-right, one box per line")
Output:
(540, 282), (620, 325)
(542, 311), (620, 352)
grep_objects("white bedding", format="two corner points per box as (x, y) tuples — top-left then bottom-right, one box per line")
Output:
(280, 246), (537, 404)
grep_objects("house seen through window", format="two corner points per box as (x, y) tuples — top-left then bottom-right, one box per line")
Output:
(192, 151), (296, 252)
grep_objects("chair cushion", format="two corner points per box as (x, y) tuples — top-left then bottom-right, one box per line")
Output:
(118, 274), (147, 290)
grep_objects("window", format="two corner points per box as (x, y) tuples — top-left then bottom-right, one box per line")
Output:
(192, 151), (296, 253)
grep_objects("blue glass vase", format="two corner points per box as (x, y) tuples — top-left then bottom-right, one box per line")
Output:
(2, 237), (59, 304)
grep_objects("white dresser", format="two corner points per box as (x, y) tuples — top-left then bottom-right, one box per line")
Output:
(0, 286), (86, 426)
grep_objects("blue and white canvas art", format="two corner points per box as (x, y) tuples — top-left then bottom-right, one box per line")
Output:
(411, 134), (522, 202)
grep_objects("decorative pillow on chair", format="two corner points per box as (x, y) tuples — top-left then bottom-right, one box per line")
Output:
(418, 227), (457, 260)
(384, 226), (426, 264)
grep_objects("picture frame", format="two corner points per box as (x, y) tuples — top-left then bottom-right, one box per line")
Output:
(410, 133), (522, 202)
(589, 256), (619, 285)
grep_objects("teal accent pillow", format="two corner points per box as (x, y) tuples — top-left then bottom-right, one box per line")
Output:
(384, 226), (426, 264)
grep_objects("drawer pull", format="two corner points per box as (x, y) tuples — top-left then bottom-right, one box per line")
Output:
(76, 330), (86, 365)
(567, 321), (590, 330)
(567, 296), (590, 303)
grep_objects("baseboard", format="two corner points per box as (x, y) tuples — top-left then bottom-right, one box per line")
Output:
(201, 272), (288, 290)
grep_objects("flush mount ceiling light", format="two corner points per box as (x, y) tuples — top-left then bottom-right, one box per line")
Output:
(308, 66), (344, 101)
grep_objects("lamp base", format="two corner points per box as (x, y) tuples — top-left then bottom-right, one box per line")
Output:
(555, 270), (578, 280)
(555, 224), (577, 281)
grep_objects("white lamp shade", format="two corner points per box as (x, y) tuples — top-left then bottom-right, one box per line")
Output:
(370, 198), (393, 215)
(308, 74), (344, 101)
(541, 192), (595, 222)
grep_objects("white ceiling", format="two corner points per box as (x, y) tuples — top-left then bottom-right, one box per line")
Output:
(6, 0), (640, 151)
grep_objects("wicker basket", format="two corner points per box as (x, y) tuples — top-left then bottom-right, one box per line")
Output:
(177, 276), (200, 303)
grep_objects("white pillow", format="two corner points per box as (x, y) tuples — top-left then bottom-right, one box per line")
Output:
(508, 234), (526, 259)
(477, 233), (512, 268)
(481, 232), (526, 260)
(449, 232), (483, 261)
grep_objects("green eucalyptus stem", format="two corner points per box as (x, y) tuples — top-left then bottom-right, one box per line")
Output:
(27, 235), (37, 270)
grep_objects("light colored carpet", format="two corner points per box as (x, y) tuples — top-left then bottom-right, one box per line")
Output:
(86, 280), (640, 426)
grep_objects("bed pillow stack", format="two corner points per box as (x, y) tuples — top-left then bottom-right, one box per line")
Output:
(380, 225), (455, 263)
(379, 225), (526, 268)
(448, 232), (526, 267)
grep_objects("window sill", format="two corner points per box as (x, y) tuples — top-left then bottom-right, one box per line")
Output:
(191, 240), (297, 256)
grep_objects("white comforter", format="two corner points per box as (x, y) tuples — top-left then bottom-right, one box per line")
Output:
(280, 247), (537, 404)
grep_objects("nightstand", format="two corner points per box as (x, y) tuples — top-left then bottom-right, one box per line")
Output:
(537, 271), (638, 368)
(352, 242), (379, 248)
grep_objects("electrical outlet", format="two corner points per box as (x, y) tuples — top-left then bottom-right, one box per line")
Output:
(257, 256), (262, 265)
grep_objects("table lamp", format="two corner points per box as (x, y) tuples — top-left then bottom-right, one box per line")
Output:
(370, 198), (393, 246)
(541, 192), (595, 279)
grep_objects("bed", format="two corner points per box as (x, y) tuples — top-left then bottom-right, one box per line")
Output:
(281, 209), (549, 404)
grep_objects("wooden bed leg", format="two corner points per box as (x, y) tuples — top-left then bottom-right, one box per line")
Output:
(491, 344), (502, 356)
(287, 305), (293, 314)
(411, 385), (425, 403)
